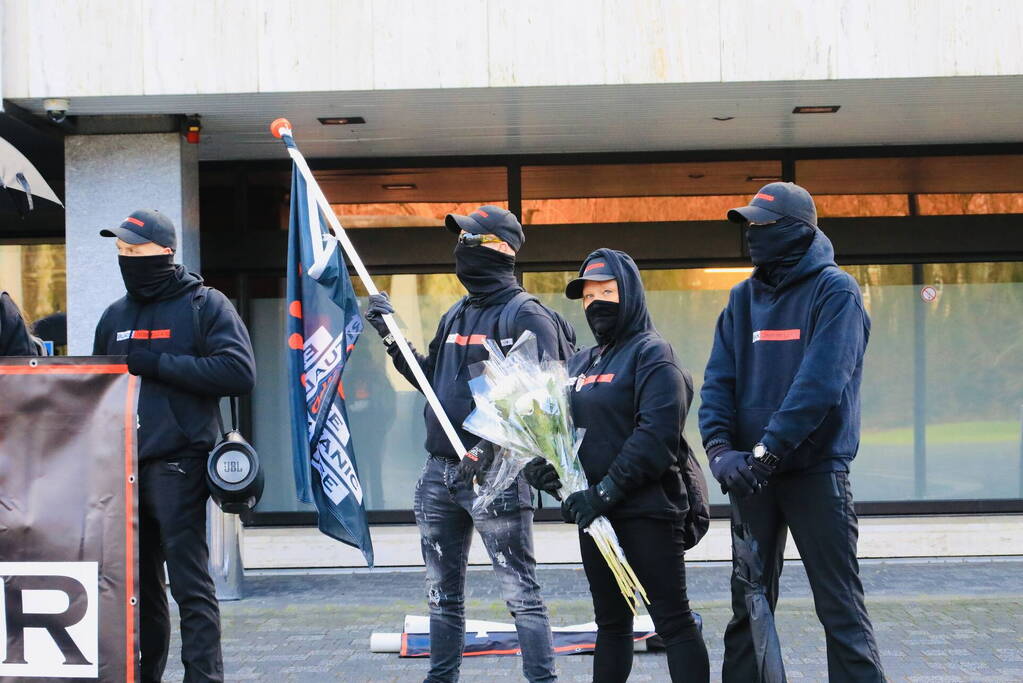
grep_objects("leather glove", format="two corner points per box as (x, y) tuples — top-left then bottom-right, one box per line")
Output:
(708, 446), (758, 498)
(126, 348), (161, 378)
(747, 452), (776, 489)
(455, 440), (495, 487)
(364, 292), (395, 338)
(522, 457), (562, 500)
(561, 476), (624, 530)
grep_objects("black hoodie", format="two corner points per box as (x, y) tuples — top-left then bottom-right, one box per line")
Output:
(388, 259), (570, 460)
(92, 266), (255, 461)
(699, 229), (870, 474)
(0, 292), (36, 356)
(567, 249), (692, 520)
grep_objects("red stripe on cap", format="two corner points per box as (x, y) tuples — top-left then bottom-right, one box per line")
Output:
(125, 217), (145, 226)
(755, 193), (775, 202)
(475, 210), (489, 218)
(584, 262), (606, 272)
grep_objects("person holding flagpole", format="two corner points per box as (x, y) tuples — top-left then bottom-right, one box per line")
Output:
(365, 206), (574, 683)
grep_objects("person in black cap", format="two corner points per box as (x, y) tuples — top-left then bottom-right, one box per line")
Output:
(364, 205), (574, 683)
(92, 209), (255, 683)
(523, 249), (709, 683)
(0, 290), (37, 356)
(699, 183), (885, 681)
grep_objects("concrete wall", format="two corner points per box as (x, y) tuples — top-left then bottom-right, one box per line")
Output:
(4, 0), (1023, 99)
(64, 133), (199, 355)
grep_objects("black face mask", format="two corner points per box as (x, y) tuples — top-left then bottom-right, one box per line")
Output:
(453, 242), (517, 297)
(585, 300), (619, 346)
(746, 216), (815, 268)
(119, 253), (178, 301)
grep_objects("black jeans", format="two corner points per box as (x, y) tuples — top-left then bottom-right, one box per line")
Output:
(139, 456), (223, 683)
(579, 517), (709, 683)
(724, 470), (885, 682)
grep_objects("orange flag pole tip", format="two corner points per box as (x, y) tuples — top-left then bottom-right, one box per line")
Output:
(270, 118), (293, 138)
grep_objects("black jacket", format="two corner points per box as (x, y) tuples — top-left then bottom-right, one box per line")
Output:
(93, 267), (255, 461)
(698, 230), (869, 474)
(389, 286), (570, 460)
(0, 292), (36, 356)
(567, 249), (692, 520)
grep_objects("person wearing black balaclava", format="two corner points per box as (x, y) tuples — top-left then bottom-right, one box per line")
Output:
(364, 206), (574, 683)
(699, 183), (885, 681)
(523, 249), (710, 683)
(92, 209), (255, 683)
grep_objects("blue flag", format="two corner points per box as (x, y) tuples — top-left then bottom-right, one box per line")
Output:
(285, 151), (373, 566)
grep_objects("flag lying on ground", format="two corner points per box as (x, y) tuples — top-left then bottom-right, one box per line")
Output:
(285, 147), (373, 566)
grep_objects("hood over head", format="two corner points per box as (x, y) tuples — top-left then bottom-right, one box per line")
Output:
(568, 248), (653, 344)
(758, 228), (838, 291)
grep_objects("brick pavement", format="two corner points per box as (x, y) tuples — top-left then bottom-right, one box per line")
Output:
(164, 558), (1023, 682)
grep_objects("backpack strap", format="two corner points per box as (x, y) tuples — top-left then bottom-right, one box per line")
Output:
(498, 291), (538, 349)
(191, 286), (210, 356)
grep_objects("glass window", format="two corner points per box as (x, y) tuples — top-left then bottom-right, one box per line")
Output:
(526, 262), (1023, 504)
(250, 273), (464, 514)
(915, 193), (1023, 215)
(522, 161), (782, 225)
(0, 242), (67, 353)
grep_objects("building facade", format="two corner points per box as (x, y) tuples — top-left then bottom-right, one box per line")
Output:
(2, 0), (1021, 567)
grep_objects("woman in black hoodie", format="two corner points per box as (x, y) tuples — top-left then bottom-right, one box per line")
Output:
(524, 249), (710, 682)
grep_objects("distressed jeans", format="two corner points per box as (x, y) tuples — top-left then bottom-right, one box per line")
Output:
(414, 455), (557, 683)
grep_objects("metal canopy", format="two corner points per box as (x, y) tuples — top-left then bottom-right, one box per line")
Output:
(8, 75), (1023, 162)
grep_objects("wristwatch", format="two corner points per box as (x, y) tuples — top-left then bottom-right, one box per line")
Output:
(752, 442), (780, 467)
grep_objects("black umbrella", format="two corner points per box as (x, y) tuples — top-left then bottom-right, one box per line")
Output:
(731, 508), (787, 683)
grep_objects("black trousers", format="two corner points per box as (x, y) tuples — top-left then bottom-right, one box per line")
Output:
(139, 456), (223, 683)
(723, 471), (885, 682)
(580, 517), (709, 683)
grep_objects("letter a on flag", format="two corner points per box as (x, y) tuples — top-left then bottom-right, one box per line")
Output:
(285, 150), (373, 566)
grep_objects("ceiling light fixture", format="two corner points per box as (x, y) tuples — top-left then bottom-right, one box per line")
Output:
(712, 116), (735, 121)
(746, 175), (783, 182)
(318, 116), (366, 125)
(382, 183), (416, 190)
(792, 105), (840, 114)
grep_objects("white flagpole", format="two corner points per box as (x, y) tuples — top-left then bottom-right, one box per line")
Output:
(271, 118), (468, 460)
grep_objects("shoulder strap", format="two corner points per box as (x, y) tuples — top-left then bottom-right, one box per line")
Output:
(192, 286), (210, 356)
(498, 291), (538, 348)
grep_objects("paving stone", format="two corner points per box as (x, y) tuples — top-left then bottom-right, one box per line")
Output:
(158, 558), (1023, 681)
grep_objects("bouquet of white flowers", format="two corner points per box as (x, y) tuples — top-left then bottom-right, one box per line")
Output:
(463, 332), (648, 612)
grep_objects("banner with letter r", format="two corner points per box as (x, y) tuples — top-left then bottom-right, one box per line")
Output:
(0, 357), (140, 681)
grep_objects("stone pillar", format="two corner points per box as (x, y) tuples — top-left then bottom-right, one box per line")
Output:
(64, 133), (199, 355)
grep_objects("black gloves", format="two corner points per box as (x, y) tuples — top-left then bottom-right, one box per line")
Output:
(522, 457), (562, 500)
(126, 348), (161, 378)
(561, 476), (624, 530)
(747, 454), (775, 489)
(365, 292), (395, 338)
(456, 440), (496, 487)
(708, 445), (758, 498)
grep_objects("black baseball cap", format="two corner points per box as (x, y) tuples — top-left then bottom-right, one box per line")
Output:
(565, 255), (616, 300)
(727, 182), (817, 227)
(445, 205), (524, 252)
(100, 209), (177, 251)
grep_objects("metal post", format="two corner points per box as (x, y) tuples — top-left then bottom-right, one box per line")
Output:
(207, 501), (244, 601)
(912, 262), (927, 499)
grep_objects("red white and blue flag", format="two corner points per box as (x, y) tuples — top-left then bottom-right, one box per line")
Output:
(284, 134), (372, 565)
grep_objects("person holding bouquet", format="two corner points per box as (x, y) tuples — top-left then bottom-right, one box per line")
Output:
(524, 249), (710, 683)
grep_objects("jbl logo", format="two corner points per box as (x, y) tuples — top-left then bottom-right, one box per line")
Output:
(0, 562), (98, 678)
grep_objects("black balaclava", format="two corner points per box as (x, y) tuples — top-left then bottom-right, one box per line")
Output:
(119, 253), (179, 301)
(746, 216), (815, 286)
(453, 242), (519, 302)
(585, 300), (619, 346)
